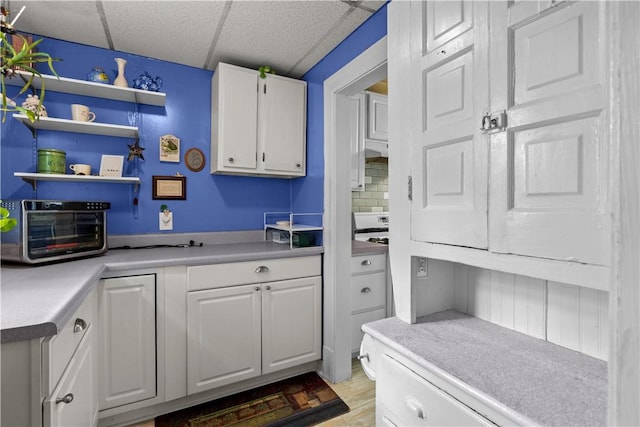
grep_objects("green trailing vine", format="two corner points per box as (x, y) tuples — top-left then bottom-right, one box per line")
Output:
(258, 65), (275, 79)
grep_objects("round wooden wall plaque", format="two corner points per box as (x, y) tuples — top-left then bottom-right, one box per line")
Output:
(185, 148), (206, 172)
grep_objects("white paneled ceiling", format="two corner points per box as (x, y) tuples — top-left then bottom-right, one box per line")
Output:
(5, 0), (386, 78)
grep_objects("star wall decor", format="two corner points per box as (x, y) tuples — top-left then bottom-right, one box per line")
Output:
(127, 139), (145, 161)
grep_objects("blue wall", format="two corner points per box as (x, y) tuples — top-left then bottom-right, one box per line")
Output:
(1, 3), (387, 236)
(294, 3), (387, 213)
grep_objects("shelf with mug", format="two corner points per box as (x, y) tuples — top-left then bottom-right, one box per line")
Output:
(6, 70), (166, 106)
(13, 114), (139, 138)
(14, 172), (140, 190)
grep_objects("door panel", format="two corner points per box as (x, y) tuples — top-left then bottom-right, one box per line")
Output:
(489, 1), (608, 265)
(411, 0), (489, 248)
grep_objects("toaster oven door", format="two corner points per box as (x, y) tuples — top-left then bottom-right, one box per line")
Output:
(27, 210), (107, 261)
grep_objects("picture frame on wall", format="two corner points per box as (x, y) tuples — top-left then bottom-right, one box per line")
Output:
(159, 134), (180, 162)
(152, 175), (186, 200)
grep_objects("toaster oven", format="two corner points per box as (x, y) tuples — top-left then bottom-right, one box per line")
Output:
(0, 200), (111, 264)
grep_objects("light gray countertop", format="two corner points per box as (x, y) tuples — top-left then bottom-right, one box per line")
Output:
(363, 310), (607, 427)
(1, 241), (323, 343)
(351, 239), (387, 255)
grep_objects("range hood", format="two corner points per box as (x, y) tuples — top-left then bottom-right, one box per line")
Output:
(365, 140), (388, 158)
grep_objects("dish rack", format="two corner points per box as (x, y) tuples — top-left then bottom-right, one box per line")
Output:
(263, 212), (323, 249)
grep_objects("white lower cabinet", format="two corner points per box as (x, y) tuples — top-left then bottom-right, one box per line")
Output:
(98, 274), (156, 410)
(186, 256), (322, 395)
(377, 354), (493, 427)
(351, 254), (387, 353)
(43, 323), (97, 427)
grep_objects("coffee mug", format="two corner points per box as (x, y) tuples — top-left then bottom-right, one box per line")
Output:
(69, 164), (91, 175)
(71, 104), (96, 122)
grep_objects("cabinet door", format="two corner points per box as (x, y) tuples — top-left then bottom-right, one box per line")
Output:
(262, 276), (322, 374)
(366, 92), (388, 141)
(99, 275), (156, 410)
(343, 94), (365, 191)
(187, 284), (262, 394)
(488, 1), (608, 265)
(211, 63), (258, 172)
(409, 1), (489, 248)
(44, 325), (98, 427)
(259, 74), (307, 176)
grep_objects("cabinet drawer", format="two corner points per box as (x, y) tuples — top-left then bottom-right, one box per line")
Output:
(46, 289), (96, 393)
(351, 272), (386, 313)
(188, 255), (320, 291)
(351, 309), (386, 353)
(351, 254), (386, 274)
(378, 354), (492, 426)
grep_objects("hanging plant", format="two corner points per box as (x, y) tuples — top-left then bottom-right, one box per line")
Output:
(258, 65), (275, 79)
(1, 6), (60, 122)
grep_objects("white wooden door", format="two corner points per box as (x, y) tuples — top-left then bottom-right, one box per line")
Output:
(366, 92), (388, 141)
(259, 74), (307, 176)
(409, 0), (489, 248)
(212, 62), (258, 172)
(187, 284), (261, 394)
(99, 275), (156, 410)
(262, 277), (322, 374)
(44, 325), (98, 427)
(488, 1), (608, 265)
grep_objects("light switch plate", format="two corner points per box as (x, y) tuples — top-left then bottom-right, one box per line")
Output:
(159, 211), (173, 230)
(417, 257), (428, 277)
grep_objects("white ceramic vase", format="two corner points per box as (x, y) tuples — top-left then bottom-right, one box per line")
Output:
(113, 58), (128, 88)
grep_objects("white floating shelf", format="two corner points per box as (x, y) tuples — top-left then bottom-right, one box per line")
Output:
(15, 172), (140, 188)
(265, 223), (324, 232)
(13, 114), (138, 138)
(6, 70), (166, 106)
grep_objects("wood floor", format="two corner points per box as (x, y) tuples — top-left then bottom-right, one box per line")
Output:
(128, 358), (376, 427)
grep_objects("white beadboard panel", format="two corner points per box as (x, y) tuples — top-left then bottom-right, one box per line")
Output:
(513, 276), (546, 340)
(467, 267), (492, 321)
(453, 264), (469, 313)
(547, 281), (609, 360)
(414, 259), (456, 318)
(489, 270), (516, 329)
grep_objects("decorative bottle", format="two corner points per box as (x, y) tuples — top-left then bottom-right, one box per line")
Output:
(113, 58), (128, 88)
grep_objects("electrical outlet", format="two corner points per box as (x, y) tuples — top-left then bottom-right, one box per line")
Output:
(417, 257), (428, 277)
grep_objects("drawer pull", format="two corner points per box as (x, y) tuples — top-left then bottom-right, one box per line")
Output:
(265, 285), (271, 291)
(255, 287), (261, 291)
(361, 287), (372, 293)
(361, 260), (372, 266)
(255, 265), (269, 273)
(356, 353), (369, 362)
(56, 393), (74, 404)
(73, 318), (87, 334)
(405, 397), (425, 420)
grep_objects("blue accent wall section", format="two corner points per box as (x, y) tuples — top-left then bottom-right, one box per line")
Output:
(292, 3), (388, 214)
(0, 4), (387, 236)
(1, 37), (291, 235)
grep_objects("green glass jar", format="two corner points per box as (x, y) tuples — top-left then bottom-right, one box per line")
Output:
(37, 149), (66, 174)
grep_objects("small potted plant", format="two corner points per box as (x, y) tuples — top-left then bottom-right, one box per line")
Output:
(1, 5), (60, 122)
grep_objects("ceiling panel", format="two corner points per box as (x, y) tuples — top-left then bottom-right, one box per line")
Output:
(9, 1), (109, 49)
(208, 0), (352, 77)
(288, 7), (375, 77)
(102, 1), (227, 68)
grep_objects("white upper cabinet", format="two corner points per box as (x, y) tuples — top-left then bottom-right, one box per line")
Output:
(366, 92), (388, 142)
(488, 1), (608, 266)
(395, 0), (608, 269)
(210, 62), (307, 178)
(409, 0), (489, 249)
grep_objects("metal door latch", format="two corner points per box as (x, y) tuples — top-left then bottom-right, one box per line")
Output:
(480, 110), (507, 133)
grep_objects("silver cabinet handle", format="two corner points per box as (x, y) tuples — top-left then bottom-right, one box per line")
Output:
(255, 287), (260, 291)
(56, 393), (74, 404)
(361, 259), (372, 266)
(361, 287), (372, 293)
(357, 353), (369, 361)
(73, 318), (86, 334)
(296, 163), (301, 168)
(265, 285), (271, 291)
(255, 265), (269, 273)
(228, 157), (234, 163)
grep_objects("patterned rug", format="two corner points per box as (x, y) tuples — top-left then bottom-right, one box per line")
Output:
(155, 372), (349, 427)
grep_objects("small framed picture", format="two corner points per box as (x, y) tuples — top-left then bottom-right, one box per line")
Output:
(99, 155), (124, 177)
(160, 134), (180, 162)
(152, 175), (186, 200)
